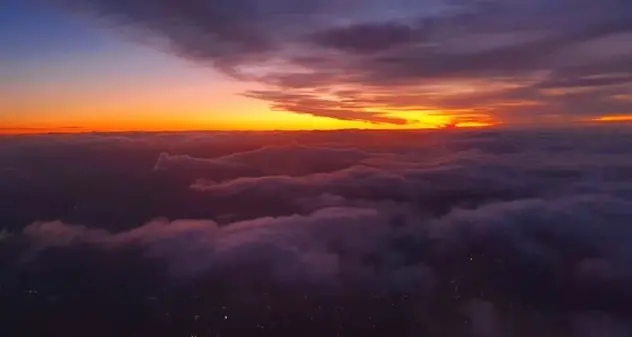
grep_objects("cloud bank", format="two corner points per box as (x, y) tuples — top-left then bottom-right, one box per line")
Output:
(49, 0), (632, 124)
(2, 127), (632, 336)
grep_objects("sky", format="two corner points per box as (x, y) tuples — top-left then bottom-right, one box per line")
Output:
(1, 0), (632, 133)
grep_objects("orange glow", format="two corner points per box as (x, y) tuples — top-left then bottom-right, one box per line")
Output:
(592, 115), (632, 123)
(0, 108), (499, 134)
(378, 110), (498, 129)
(1, 113), (499, 135)
(2, 86), (501, 134)
(455, 121), (498, 128)
(1, 67), (498, 135)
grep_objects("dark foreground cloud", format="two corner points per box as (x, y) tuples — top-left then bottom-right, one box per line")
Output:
(2, 127), (632, 336)
(47, 0), (632, 124)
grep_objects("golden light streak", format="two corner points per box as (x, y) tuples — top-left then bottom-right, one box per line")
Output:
(592, 115), (632, 122)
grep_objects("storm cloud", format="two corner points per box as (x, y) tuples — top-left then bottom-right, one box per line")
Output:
(46, 0), (632, 124)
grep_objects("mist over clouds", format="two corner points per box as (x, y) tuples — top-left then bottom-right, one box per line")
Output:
(47, 0), (632, 124)
(2, 127), (632, 336)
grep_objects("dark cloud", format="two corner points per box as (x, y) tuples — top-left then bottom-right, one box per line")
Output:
(243, 90), (411, 124)
(49, 0), (632, 124)
(308, 21), (422, 54)
(2, 128), (632, 336)
(53, 0), (320, 64)
(538, 73), (632, 90)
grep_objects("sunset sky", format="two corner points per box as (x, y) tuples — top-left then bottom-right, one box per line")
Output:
(3, 1), (632, 334)
(2, 0), (632, 133)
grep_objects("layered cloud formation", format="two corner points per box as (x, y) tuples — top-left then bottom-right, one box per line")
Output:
(50, 0), (632, 125)
(2, 127), (632, 336)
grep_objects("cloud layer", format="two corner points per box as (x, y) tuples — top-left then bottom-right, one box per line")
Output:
(50, 0), (632, 124)
(2, 127), (632, 336)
